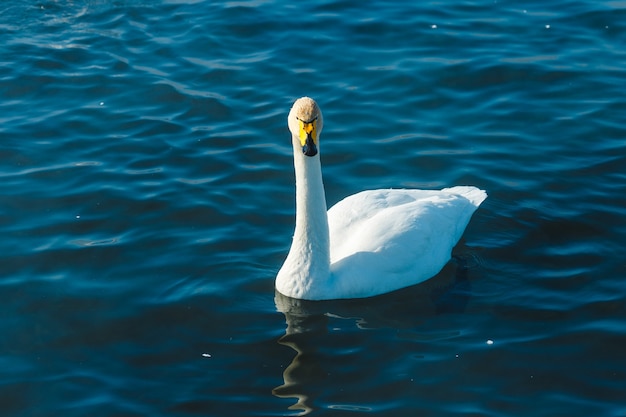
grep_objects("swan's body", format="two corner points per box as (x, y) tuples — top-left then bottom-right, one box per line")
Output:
(276, 97), (486, 300)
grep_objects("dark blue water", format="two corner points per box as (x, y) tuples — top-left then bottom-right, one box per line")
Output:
(2, 1), (625, 415)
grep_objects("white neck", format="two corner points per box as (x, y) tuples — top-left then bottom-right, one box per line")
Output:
(276, 136), (331, 299)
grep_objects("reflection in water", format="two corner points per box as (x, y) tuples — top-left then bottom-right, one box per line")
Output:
(272, 257), (473, 414)
(272, 297), (329, 415)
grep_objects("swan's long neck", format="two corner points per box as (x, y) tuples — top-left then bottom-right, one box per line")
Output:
(276, 138), (331, 299)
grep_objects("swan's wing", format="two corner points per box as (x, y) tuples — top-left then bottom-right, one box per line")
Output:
(327, 187), (486, 298)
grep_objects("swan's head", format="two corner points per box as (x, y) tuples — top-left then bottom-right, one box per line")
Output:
(288, 97), (323, 157)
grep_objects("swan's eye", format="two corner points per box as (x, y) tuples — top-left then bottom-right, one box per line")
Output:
(296, 116), (318, 125)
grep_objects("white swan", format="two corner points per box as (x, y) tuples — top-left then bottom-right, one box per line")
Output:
(276, 97), (486, 300)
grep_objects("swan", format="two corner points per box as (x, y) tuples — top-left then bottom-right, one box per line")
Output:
(276, 97), (486, 300)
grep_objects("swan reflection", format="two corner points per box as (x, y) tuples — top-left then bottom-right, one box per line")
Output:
(272, 260), (472, 415)
(272, 294), (329, 415)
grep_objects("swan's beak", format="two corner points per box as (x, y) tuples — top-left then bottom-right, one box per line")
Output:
(298, 118), (318, 157)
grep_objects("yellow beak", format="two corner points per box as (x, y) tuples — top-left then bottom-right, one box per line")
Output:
(298, 118), (318, 157)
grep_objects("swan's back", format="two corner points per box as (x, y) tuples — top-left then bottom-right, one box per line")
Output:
(326, 186), (486, 298)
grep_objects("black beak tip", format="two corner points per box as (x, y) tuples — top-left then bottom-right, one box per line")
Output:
(302, 144), (318, 157)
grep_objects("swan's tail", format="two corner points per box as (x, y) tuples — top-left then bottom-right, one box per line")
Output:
(443, 186), (487, 207)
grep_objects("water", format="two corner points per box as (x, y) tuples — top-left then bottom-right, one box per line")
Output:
(1, 0), (625, 415)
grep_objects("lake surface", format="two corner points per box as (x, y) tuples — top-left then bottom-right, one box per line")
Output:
(1, 0), (625, 416)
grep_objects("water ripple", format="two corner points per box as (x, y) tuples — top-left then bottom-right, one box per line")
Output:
(1, 0), (625, 416)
